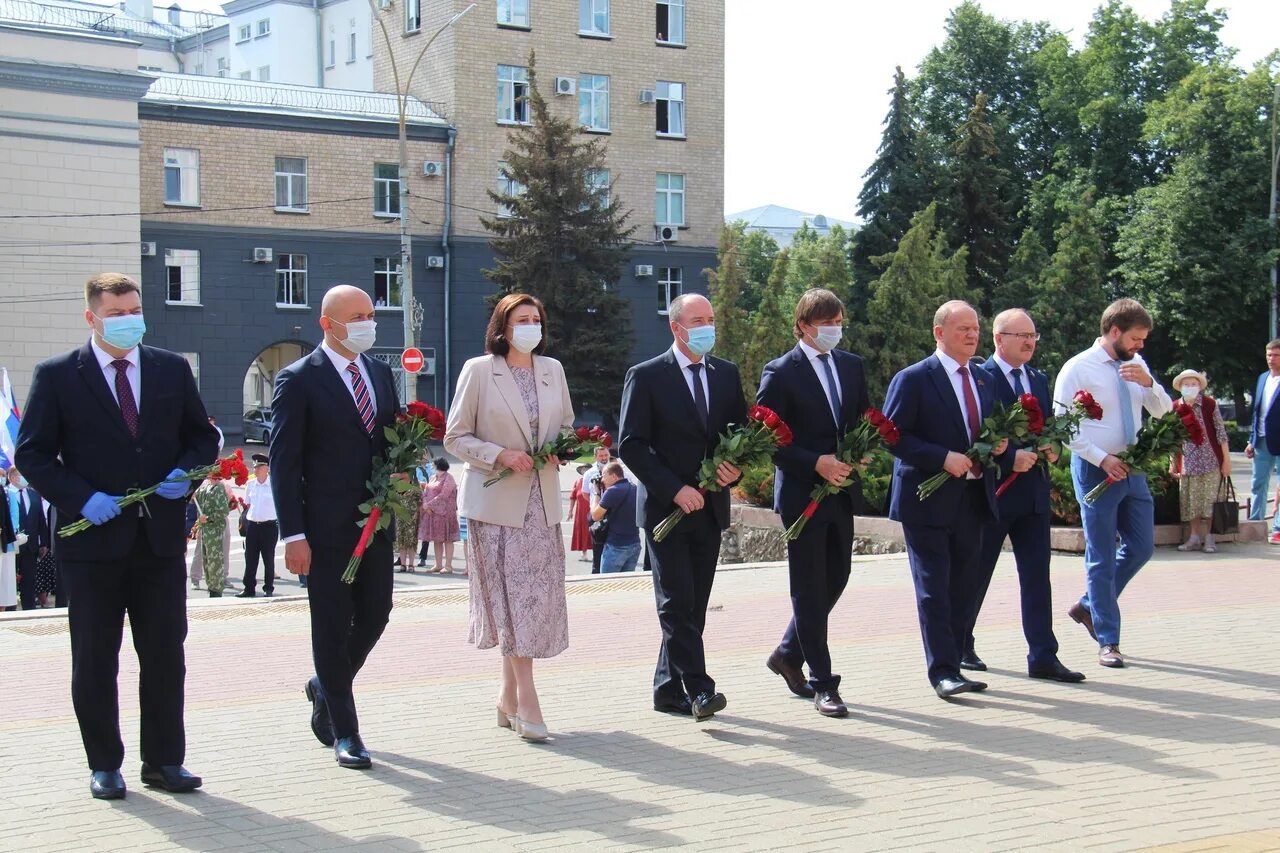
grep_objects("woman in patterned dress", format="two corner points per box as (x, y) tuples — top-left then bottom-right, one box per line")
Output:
(418, 457), (460, 573)
(444, 293), (575, 742)
(1169, 369), (1231, 553)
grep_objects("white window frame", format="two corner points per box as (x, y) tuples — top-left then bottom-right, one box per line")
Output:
(656, 172), (685, 226)
(327, 38), (336, 68)
(236, 23), (251, 42)
(164, 249), (201, 305)
(656, 81), (685, 137)
(497, 64), (530, 124)
(497, 0), (530, 27)
(579, 0), (609, 35)
(347, 29), (357, 62)
(276, 254), (308, 306)
(405, 0), (421, 32)
(216, 56), (229, 77)
(238, 70), (251, 80)
(373, 163), (401, 217)
(578, 73), (610, 132)
(657, 267), (682, 315)
(586, 168), (610, 209)
(274, 156), (308, 212)
(257, 65), (270, 82)
(255, 18), (270, 37)
(181, 353), (200, 389)
(163, 147), (199, 207)
(373, 257), (403, 309)
(656, 0), (684, 44)
(496, 163), (526, 218)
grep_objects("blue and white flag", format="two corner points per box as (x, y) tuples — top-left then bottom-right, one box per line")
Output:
(0, 368), (20, 470)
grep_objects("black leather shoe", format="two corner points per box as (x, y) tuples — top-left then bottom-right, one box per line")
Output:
(653, 695), (693, 715)
(90, 770), (126, 800)
(141, 764), (202, 792)
(935, 676), (986, 698)
(235, 590), (256, 598)
(305, 677), (334, 747)
(334, 735), (372, 769)
(1029, 659), (1087, 683)
(263, 590), (274, 597)
(766, 650), (816, 698)
(691, 691), (727, 721)
(960, 654), (987, 672)
(814, 690), (848, 717)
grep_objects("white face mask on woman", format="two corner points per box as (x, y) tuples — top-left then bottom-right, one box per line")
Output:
(1181, 384), (1201, 400)
(509, 323), (543, 354)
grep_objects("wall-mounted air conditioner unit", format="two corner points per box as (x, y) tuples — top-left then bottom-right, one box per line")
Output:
(141, 241), (157, 257)
(422, 160), (442, 177)
(252, 247), (273, 263)
(639, 89), (656, 104)
(426, 256), (444, 268)
(554, 76), (576, 96)
(656, 225), (678, 242)
(635, 264), (654, 277)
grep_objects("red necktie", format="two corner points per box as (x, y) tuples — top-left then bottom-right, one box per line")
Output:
(111, 359), (139, 438)
(957, 365), (982, 476)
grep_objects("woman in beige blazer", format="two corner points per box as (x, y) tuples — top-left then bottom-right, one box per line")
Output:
(443, 293), (575, 742)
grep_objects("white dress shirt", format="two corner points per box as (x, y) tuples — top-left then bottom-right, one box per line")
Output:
(992, 352), (1029, 394)
(1052, 338), (1172, 466)
(90, 336), (140, 410)
(1260, 373), (1280, 437)
(244, 477), (277, 522)
(671, 344), (710, 411)
(798, 340), (843, 419)
(320, 340), (378, 413)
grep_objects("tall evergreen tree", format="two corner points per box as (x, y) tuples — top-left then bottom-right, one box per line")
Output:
(481, 53), (636, 418)
(704, 223), (750, 370)
(947, 92), (1014, 312)
(742, 250), (795, 401)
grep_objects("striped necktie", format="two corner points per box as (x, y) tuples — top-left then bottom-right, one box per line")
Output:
(346, 362), (376, 435)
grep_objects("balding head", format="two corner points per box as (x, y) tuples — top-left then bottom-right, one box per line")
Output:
(319, 285), (376, 358)
(668, 293), (711, 325)
(933, 299), (980, 362)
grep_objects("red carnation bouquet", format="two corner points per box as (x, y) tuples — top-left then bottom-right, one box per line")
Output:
(59, 449), (250, 538)
(652, 405), (793, 542)
(1081, 399), (1200, 505)
(994, 390), (1103, 497)
(916, 399), (1029, 501)
(484, 425), (613, 488)
(784, 408), (899, 541)
(343, 400), (446, 583)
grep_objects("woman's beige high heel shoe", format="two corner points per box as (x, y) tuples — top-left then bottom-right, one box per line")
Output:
(515, 717), (548, 742)
(497, 707), (515, 729)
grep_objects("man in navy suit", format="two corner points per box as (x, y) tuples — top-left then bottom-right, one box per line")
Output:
(966, 309), (1084, 683)
(271, 284), (400, 770)
(884, 300), (1010, 699)
(16, 272), (218, 799)
(5, 466), (47, 611)
(619, 293), (746, 722)
(757, 288), (870, 717)
(1245, 340), (1280, 536)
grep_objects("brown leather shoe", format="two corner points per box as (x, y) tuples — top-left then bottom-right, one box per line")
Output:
(766, 650), (815, 698)
(814, 690), (848, 717)
(1098, 644), (1125, 668)
(1068, 602), (1097, 641)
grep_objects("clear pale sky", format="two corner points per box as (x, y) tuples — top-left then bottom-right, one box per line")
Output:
(724, 0), (1278, 222)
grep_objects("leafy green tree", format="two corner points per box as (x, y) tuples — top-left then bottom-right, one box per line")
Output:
(737, 228), (781, 316)
(481, 54), (636, 418)
(704, 223), (750, 369)
(993, 225), (1049, 314)
(783, 225), (854, 306)
(741, 249), (795, 401)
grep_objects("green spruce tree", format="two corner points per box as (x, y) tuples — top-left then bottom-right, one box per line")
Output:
(741, 249), (795, 401)
(704, 223), (751, 370)
(946, 92), (1014, 312)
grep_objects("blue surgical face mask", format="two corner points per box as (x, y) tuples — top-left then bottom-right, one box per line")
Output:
(96, 313), (146, 350)
(811, 325), (843, 353)
(680, 323), (716, 356)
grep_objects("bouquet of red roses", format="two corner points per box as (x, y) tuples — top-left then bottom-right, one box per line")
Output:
(997, 390), (1104, 497)
(483, 425), (613, 487)
(1082, 399), (1200, 505)
(784, 408), (899, 541)
(916, 399), (1028, 501)
(58, 449), (250, 538)
(652, 405), (793, 542)
(343, 401), (446, 583)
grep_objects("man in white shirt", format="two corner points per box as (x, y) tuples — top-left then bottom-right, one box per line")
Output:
(1244, 340), (1280, 538)
(237, 453), (278, 598)
(1053, 298), (1172, 669)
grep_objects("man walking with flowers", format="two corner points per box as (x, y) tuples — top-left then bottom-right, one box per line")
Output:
(1052, 299), (1171, 669)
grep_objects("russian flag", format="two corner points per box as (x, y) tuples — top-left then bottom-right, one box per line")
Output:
(0, 368), (20, 471)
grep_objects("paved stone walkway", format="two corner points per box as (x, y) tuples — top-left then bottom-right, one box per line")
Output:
(1, 540), (1277, 851)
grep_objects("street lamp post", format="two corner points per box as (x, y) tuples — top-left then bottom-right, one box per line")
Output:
(1270, 83), (1279, 340)
(371, 1), (475, 403)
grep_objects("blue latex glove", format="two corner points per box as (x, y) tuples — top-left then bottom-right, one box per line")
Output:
(82, 492), (123, 525)
(155, 469), (189, 500)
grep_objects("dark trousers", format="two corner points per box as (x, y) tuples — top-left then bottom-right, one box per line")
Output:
(306, 533), (394, 739)
(967, 511), (1060, 668)
(901, 481), (988, 686)
(16, 550), (37, 610)
(591, 541), (604, 574)
(646, 510), (721, 700)
(61, 521), (187, 771)
(776, 495), (853, 692)
(242, 520), (279, 593)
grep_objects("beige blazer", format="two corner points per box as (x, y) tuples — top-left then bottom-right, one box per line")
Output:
(444, 353), (575, 528)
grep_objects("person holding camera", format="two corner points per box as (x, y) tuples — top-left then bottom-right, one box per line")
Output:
(590, 462), (640, 573)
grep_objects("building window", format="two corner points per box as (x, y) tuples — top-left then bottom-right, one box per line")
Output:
(216, 56), (229, 77)
(578, 74), (609, 131)
(579, 0), (608, 35)
(374, 163), (400, 216)
(163, 148), (199, 206)
(373, 257), (402, 308)
(347, 30), (357, 62)
(255, 18), (270, 36)
(276, 254), (307, 306)
(405, 0), (421, 32)
(656, 172), (684, 225)
(327, 38), (336, 67)
(238, 71), (251, 80)
(165, 249), (201, 304)
(181, 353), (200, 389)
(656, 0), (684, 44)
(497, 0), (529, 27)
(497, 64), (530, 124)
(586, 168), (610, 208)
(657, 268), (682, 314)
(496, 164), (526, 217)
(256, 65), (270, 81)
(656, 81), (685, 136)
(275, 157), (308, 211)
(236, 23), (250, 42)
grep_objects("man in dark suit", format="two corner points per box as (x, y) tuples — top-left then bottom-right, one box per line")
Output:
(1245, 339), (1280, 534)
(6, 466), (48, 610)
(16, 272), (218, 799)
(271, 284), (400, 769)
(619, 293), (747, 721)
(757, 288), (870, 717)
(965, 309), (1084, 683)
(884, 300), (1010, 699)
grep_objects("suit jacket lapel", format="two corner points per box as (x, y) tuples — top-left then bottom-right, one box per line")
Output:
(312, 349), (369, 437)
(983, 357), (1016, 405)
(137, 346), (162, 438)
(833, 350), (859, 428)
(791, 345), (837, 427)
(664, 350), (706, 436)
(533, 356), (556, 448)
(926, 355), (968, 440)
(76, 342), (132, 440)
(490, 356), (534, 449)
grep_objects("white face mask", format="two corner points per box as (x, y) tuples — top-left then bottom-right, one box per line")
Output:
(810, 325), (843, 353)
(510, 323), (542, 354)
(331, 318), (377, 353)
(1181, 384), (1201, 400)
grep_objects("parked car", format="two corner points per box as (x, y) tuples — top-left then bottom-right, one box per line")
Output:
(243, 408), (273, 444)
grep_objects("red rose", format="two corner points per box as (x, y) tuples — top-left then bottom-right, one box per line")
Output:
(588, 425), (603, 439)
(406, 401), (431, 420)
(1074, 390), (1103, 420)
(600, 432), (614, 449)
(764, 412), (781, 429)
(864, 408), (885, 426)
(575, 426), (590, 441)
(776, 424), (793, 447)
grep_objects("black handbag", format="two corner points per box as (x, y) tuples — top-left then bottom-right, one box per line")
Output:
(589, 512), (610, 545)
(1210, 476), (1239, 535)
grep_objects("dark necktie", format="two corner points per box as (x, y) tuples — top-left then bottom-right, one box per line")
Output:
(1010, 367), (1026, 396)
(346, 363), (377, 435)
(111, 359), (139, 438)
(688, 363), (709, 430)
(817, 353), (842, 423)
(957, 365), (982, 476)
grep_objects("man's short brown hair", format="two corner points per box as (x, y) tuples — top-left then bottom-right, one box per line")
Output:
(1100, 298), (1152, 335)
(602, 461), (625, 480)
(1266, 339), (1280, 352)
(85, 273), (140, 310)
(792, 288), (845, 339)
(484, 292), (548, 356)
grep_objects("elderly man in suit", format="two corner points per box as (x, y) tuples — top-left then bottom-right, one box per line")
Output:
(1245, 339), (1280, 538)
(272, 284), (401, 770)
(884, 300), (1010, 699)
(619, 293), (747, 721)
(965, 309), (1084, 683)
(16, 272), (218, 799)
(757, 288), (870, 717)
